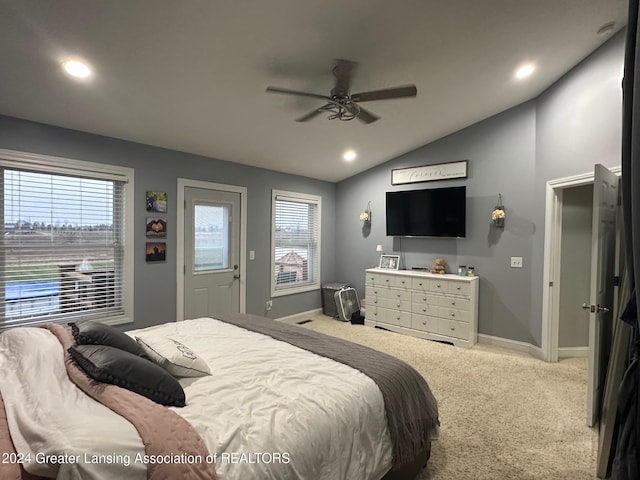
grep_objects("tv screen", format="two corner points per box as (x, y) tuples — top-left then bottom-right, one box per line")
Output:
(386, 186), (466, 237)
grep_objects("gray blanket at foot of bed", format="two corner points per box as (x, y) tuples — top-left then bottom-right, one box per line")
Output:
(216, 313), (439, 470)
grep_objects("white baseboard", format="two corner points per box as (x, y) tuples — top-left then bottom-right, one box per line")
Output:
(557, 346), (589, 358)
(478, 334), (546, 361)
(277, 308), (323, 325)
(277, 311), (552, 361)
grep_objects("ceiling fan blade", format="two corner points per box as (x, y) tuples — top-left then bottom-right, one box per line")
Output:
(295, 108), (326, 122)
(355, 106), (379, 124)
(332, 59), (357, 94)
(350, 85), (417, 102)
(266, 86), (330, 101)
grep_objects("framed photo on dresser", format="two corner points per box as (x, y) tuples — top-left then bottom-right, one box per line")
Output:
(379, 254), (400, 270)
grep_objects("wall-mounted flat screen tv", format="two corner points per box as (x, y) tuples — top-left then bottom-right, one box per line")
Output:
(386, 185), (466, 237)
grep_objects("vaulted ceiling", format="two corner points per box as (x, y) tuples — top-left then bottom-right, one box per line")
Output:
(0, 0), (628, 182)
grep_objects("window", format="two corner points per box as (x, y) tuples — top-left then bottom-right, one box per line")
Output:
(194, 204), (230, 272)
(271, 190), (321, 296)
(0, 150), (134, 328)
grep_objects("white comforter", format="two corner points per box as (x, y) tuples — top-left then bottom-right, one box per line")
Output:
(0, 318), (393, 480)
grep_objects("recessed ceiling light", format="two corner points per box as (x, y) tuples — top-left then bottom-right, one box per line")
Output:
(343, 150), (357, 161)
(62, 59), (92, 79)
(515, 63), (536, 80)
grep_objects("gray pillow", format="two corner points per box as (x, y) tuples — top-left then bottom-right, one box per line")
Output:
(69, 344), (186, 407)
(69, 321), (145, 357)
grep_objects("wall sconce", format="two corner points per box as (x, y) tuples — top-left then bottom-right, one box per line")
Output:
(491, 193), (505, 228)
(359, 201), (372, 225)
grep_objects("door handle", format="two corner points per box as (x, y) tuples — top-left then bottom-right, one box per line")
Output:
(582, 303), (610, 313)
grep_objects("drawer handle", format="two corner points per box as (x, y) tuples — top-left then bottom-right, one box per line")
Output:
(419, 282), (423, 286)
(451, 301), (456, 306)
(422, 321), (426, 326)
(451, 326), (455, 331)
(451, 312), (456, 317)
(401, 280), (406, 284)
(396, 303), (401, 308)
(397, 294), (401, 298)
(374, 300), (378, 304)
(422, 308), (426, 312)
(437, 284), (442, 288)
(456, 286), (461, 291)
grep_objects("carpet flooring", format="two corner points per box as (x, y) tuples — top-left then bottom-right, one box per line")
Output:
(300, 315), (598, 480)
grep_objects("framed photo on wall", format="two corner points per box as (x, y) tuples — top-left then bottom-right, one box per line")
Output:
(379, 254), (400, 270)
(145, 242), (166, 262)
(146, 191), (167, 213)
(146, 217), (167, 237)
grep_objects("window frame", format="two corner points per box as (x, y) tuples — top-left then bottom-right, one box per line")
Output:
(270, 189), (321, 298)
(0, 148), (134, 327)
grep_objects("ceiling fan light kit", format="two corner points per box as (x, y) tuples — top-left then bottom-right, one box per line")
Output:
(266, 59), (417, 124)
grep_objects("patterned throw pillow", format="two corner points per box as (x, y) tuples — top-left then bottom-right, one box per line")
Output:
(136, 336), (211, 378)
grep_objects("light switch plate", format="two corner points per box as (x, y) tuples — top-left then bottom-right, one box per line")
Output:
(511, 256), (523, 268)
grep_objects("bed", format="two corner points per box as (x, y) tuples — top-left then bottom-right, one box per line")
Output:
(0, 314), (439, 480)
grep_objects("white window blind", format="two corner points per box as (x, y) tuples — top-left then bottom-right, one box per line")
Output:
(1, 153), (133, 328)
(271, 190), (321, 296)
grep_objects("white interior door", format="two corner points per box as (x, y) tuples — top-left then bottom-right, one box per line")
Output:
(585, 164), (618, 427)
(184, 187), (240, 320)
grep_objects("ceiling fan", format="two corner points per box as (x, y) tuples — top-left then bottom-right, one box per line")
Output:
(266, 59), (417, 124)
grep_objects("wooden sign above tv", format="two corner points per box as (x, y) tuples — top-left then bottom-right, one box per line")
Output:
(391, 160), (467, 185)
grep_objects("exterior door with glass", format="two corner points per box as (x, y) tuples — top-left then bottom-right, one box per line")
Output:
(184, 187), (240, 320)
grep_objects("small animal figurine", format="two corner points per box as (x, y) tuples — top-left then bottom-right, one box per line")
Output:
(431, 258), (447, 275)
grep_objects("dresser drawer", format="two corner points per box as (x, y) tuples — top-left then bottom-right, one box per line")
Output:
(412, 302), (439, 317)
(366, 293), (384, 308)
(439, 307), (471, 323)
(366, 273), (384, 287)
(366, 304), (382, 321)
(433, 317), (470, 340)
(387, 289), (411, 303)
(429, 278), (449, 294)
(381, 296), (410, 311)
(390, 275), (411, 291)
(411, 313), (436, 332)
(366, 285), (393, 300)
(438, 295), (471, 311)
(411, 277), (431, 292)
(448, 281), (471, 296)
(383, 309), (411, 328)
(411, 292), (440, 306)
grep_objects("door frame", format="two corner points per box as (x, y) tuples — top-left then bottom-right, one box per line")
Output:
(541, 166), (620, 362)
(176, 178), (247, 321)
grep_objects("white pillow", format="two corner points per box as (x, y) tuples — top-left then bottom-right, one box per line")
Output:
(135, 335), (211, 377)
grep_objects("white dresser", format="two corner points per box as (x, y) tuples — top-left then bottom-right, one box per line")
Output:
(364, 268), (479, 348)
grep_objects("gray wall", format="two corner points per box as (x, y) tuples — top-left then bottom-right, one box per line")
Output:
(558, 185), (592, 348)
(0, 29), (624, 344)
(335, 30), (625, 347)
(0, 116), (336, 328)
